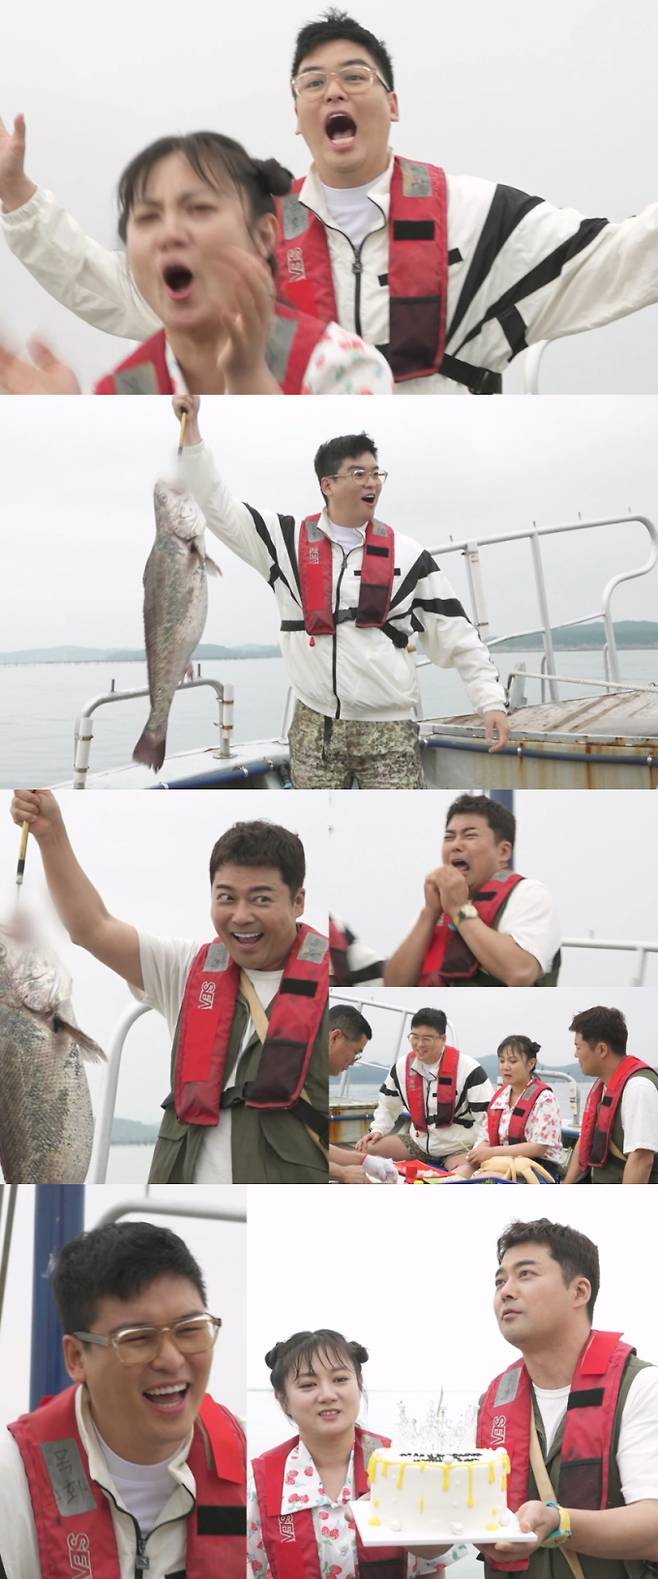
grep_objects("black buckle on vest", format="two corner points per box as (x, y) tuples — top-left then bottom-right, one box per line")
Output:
(220, 1083), (248, 1109)
(197, 1506), (247, 1535)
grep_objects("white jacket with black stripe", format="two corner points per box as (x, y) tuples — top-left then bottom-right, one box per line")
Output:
(179, 442), (507, 723)
(3, 157), (656, 392)
(371, 1049), (495, 1159)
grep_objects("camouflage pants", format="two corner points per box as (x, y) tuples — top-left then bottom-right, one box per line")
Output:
(289, 701), (425, 789)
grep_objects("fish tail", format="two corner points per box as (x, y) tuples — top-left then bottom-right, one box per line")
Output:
(53, 1018), (107, 1062)
(132, 728), (166, 771)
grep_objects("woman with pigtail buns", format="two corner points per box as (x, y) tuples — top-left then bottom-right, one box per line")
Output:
(0, 130), (392, 396)
(459, 1036), (563, 1181)
(248, 1330), (448, 1579)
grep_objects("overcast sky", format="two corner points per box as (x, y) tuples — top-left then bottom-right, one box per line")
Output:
(1, 397), (657, 657)
(2, 0), (658, 390)
(328, 788), (658, 988)
(1, 1184), (245, 1426)
(0, 788), (329, 1143)
(247, 1187), (658, 1454)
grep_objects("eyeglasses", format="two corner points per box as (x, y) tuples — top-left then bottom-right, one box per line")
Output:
(73, 1313), (222, 1367)
(410, 1034), (443, 1046)
(292, 65), (392, 99)
(325, 468), (388, 483)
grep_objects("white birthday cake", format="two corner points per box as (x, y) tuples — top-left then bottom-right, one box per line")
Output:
(366, 1448), (514, 1538)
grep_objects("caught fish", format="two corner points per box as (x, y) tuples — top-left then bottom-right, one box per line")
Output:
(0, 921), (104, 1183)
(133, 480), (220, 771)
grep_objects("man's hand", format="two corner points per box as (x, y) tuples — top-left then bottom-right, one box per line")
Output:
(10, 789), (65, 846)
(354, 1131), (383, 1153)
(478, 1500), (554, 1559)
(0, 339), (80, 394)
(172, 393), (201, 445)
(423, 870), (445, 920)
(0, 112), (36, 211)
(433, 864), (470, 915)
(484, 711), (509, 753)
(212, 249), (281, 394)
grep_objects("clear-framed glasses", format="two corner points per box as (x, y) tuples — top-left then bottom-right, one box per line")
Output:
(73, 1313), (222, 1367)
(326, 467), (389, 483)
(410, 1034), (442, 1047)
(292, 65), (392, 99)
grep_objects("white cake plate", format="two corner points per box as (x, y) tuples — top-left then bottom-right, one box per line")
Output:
(351, 1497), (538, 1549)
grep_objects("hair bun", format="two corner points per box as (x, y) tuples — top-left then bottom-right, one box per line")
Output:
(350, 1341), (369, 1365)
(529, 1041), (541, 1056)
(264, 1342), (283, 1371)
(253, 157), (293, 197)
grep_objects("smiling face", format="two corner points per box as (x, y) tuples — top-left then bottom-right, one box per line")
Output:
(321, 449), (383, 528)
(278, 1348), (362, 1444)
(409, 1025), (446, 1067)
(125, 150), (276, 336)
(441, 813), (512, 895)
(211, 862), (304, 971)
(293, 37), (399, 187)
(494, 1244), (590, 1353)
(62, 1275), (212, 1464)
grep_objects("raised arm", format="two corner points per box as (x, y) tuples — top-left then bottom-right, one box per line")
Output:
(0, 113), (157, 340)
(175, 396), (286, 578)
(10, 790), (142, 989)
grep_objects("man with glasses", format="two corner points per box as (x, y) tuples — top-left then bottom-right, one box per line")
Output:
(2, 12), (658, 392)
(330, 1005), (494, 1170)
(0, 1221), (245, 1579)
(176, 399), (508, 788)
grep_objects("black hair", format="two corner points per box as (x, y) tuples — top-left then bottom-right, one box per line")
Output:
(51, 1222), (207, 1334)
(410, 1008), (447, 1034)
(497, 1035), (541, 1071)
(209, 820), (305, 899)
(117, 131), (293, 263)
(265, 1329), (368, 1409)
(497, 1218), (599, 1320)
(292, 9), (395, 89)
(569, 1006), (628, 1057)
(445, 793), (516, 849)
(329, 1004), (372, 1039)
(314, 433), (378, 499)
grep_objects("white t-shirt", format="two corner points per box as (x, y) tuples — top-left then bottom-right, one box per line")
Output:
(618, 1073), (658, 1155)
(134, 933), (282, 1184)
(320, 178), (384, 249)
(533, 1366), (658, 1503)
(93, 1425), (185, 1534)
(323, 511), (365, 552)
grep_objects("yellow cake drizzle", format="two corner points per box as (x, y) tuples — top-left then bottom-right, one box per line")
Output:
(466, 1465), (475, 1509)
(373, 1499), (380, 1509)
(367, 1455), (377, 1485)
(419, 1498), (425, 1513)
(368, 1517), (381, 1526)
(381, 1461), (389, 1478)
(500, 1451), (511, 1493)
(485, 1521), (499, 1532)
(442, 1463), (451, 1491)
(488, 1461), (496, 1484)
(396, 1465), (406, 1489)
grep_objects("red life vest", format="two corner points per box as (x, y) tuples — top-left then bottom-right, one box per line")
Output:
(298, 516), (395, 637)
(476, 1331), (635, 1572)
(94, 306), (327, 395)
(252, 1424), (407, 1579)
(8, 1385), (246, 1579)
(578, 1056), (653, 1169)
(487, 1078), (551, 1146)
(405, 1044), (460, 1131)
(275, 157), (448, 383)
(173, 923), (328, 1127)
(419, 872), (524, 986)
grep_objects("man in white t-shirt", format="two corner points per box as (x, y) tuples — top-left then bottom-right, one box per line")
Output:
(562, 1006), (658, 1186)
(384, 793), (561, 987)
(475, 1218), (658, 1577)
(331, 1005), (493, 1171)
(9, 790), (328, 1185)
(0, 1220), (245, 1579)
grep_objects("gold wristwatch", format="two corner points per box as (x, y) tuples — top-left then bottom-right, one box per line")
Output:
(451, 902), (478, 925)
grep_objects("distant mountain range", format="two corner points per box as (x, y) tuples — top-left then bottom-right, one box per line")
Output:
(0, 643), (279, 664)
(111, 1118), (160, 1145)
(495, 620), (658, 651)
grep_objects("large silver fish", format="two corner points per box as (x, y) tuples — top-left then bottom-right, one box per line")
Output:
(133, 480), (220, 771)
(0, 922), (104, 1183)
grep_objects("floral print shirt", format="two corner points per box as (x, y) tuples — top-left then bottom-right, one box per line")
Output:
(488, 1082), (563, 1162)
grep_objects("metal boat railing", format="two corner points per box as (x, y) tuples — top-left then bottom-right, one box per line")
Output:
(72, 675), (234, 786)
(91, 936), (658, 1179)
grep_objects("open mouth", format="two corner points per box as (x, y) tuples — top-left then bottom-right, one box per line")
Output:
(230, 929), (265, 947)
(318, 1408), (341, 1420)
(325, 111), (357, 148)
(361, 491), (376, 508)
(142, 1382), (190, 1414)
(450, 857), (470, 873)
(162, 263), (195, 300)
